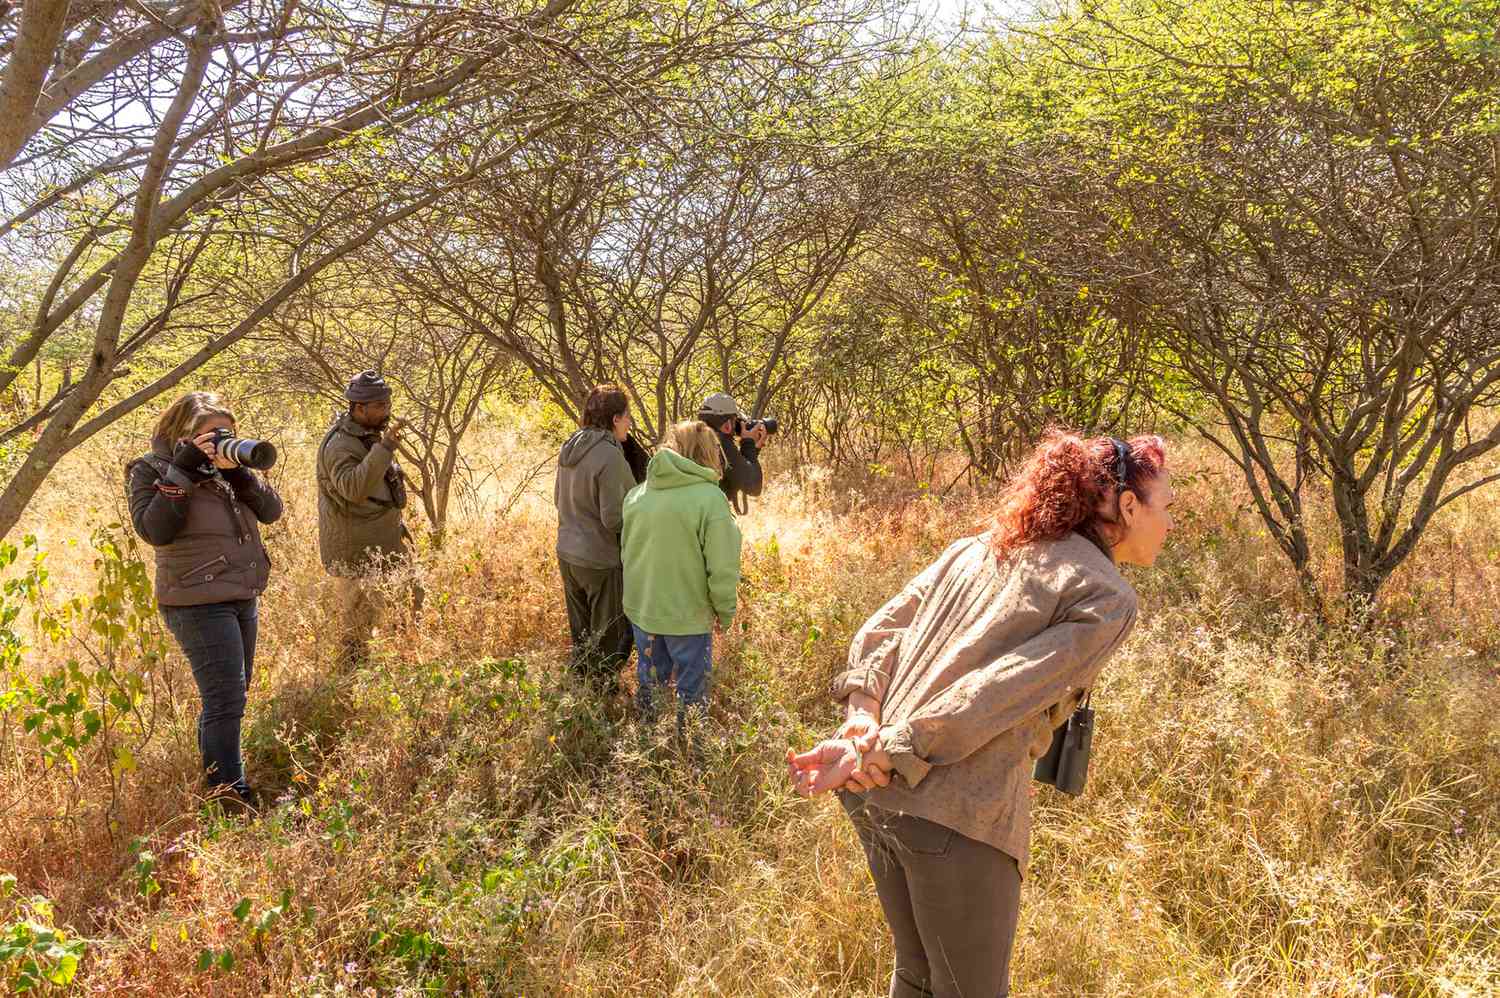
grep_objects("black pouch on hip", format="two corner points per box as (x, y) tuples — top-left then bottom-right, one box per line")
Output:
(1032, 691), (1094, 796)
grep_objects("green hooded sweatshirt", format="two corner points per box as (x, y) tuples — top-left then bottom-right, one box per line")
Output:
(622, 449), (742, 635)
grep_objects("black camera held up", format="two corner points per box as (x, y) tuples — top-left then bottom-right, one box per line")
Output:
(734, 416), (779, 438)
(209, 427), (278, 470)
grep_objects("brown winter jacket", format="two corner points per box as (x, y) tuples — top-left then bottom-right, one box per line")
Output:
(126, 443), (282, 607)
(831, 531), (1138, 873)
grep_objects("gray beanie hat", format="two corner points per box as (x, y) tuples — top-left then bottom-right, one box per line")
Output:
(345, 370), (392, 404)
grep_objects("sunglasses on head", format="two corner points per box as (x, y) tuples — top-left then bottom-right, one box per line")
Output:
(1110, 438), (1130, 489)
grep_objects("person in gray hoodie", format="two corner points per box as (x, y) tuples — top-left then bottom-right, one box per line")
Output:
(556, 384), (641, 689)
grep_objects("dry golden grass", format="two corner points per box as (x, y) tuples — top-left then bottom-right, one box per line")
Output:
(1, 421), (1497, 996)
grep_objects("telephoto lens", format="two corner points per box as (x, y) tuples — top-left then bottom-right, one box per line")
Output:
(210, 428), (278, 470)
(745, 417), (779, 436)
(735, 416), (780, 437)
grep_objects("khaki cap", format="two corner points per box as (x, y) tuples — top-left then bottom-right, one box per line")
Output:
(699, 392), (741, 418)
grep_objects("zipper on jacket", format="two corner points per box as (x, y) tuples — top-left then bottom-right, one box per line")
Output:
(179, 554), (229, 582)
(214, 478), (250, 544)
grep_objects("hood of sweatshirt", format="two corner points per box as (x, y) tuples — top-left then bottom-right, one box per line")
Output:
(559, 428), (618, 469)
(644, 448), (721, 490)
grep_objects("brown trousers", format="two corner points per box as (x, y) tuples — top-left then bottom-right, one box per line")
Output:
(842, 794), (1022, 998)
(334, 572), (423, 670)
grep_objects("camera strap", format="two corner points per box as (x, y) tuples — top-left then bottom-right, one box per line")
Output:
(317, 420), (405, 512)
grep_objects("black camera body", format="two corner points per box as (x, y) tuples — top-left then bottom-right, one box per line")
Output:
(734, 416), (779, 437)
(209, 427), (278, 471)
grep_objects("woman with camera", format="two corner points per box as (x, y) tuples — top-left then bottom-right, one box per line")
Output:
(620, 420), (742, 731)
(126, 392), (282, 812)
(786, 430), (1174, 998)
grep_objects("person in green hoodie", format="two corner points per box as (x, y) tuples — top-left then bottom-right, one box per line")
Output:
(621, 420), (743, 726)
(556, 385), (641, 690)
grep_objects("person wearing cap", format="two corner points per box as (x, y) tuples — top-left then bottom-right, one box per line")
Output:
(316, 370), (414, 669)
(697, 392), (769, 510)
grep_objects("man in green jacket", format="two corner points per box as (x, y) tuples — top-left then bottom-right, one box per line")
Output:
(621, 420), (742, 727)
(316, 370), (413, 669)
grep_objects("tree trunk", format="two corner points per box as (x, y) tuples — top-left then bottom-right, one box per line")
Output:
(0, 20), (211, 538)
(1341, 557), (1386, 623)
(0, 0), (70, 169)
(431, 479), (450, 550)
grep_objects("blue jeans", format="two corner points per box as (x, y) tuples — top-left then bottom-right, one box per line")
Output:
(631, 625), (712, 723)
(162, 599), (258, 795)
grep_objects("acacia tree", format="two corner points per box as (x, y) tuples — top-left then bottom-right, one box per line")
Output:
(373, 3), (902, 439)
(0, 0), (592, 538)
(391, 123), (882, 440)
(866, 156), (1150, 476)
(0, 0), (876, 538)
(1037, 0), (1500, 608)
(777, 284), (963, 482)
(258, 271), (516, 548)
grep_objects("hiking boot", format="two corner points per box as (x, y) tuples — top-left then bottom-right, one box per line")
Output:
(202, 784), (260, 819)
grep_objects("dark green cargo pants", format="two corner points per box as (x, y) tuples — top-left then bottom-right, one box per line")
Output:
(559, 559), (633, 690)
(842, 794), (1023, 998)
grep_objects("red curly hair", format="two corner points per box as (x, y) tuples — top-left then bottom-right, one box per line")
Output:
(990, 429), (1168, 559)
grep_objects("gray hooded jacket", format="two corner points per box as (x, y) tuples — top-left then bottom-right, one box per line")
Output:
(555, 428), (637, 570)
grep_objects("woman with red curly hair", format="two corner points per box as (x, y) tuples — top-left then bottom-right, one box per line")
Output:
(787, 430), (1173, 998)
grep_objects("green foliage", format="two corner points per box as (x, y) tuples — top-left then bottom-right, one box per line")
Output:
(191, 887), (298, 977)
(0, 876), (84, 993)
(0, 526), (171, 824)
(129, 840), (160, 901)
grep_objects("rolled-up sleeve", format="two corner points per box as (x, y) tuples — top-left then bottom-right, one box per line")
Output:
(879, 581), (1137, 789)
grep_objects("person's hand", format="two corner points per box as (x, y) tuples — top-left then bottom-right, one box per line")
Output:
(835, 714), (889, 792)
(837, 713), (879, 742)
(170, 439), (215, 480)
(786, 738), (860, 797)
(193, 430), (236, 470)
(747, 423), (769, 448)
(381, 418), (407, 451)
(786, 732), (892, 797)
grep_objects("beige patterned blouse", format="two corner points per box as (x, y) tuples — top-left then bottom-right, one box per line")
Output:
(831, 531), (1138, 873)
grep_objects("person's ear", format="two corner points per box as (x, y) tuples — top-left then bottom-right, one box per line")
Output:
(1118, 488), (1140, 528)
